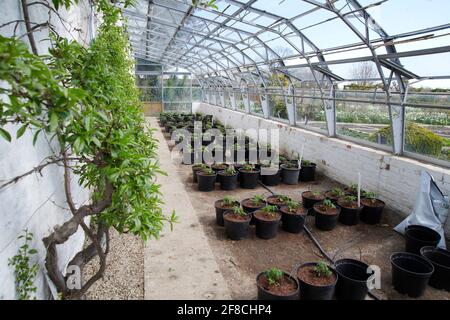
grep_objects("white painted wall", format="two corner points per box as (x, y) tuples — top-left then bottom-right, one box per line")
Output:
(193, 102), (450, 238)
(0, 1), (95, 299)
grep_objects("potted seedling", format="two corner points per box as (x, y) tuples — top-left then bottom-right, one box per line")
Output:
(337, 195), (363, 226)
(192, 164), (210, 183)
(296, 261), (338, 300)
(360, 191), (385, 225)
(325, 187), (345, 204)
(211, 162), (228, 183)
(218, 166), (238, 190)
(266, 194), (292, 209)
(280, 161), (300, 185)
(280, 200), (307, 233)
(197, 167), (217, 192)
(254, 205), (281, 239)
(299, 159), (317, 182)
(259, 161), (280, 186)
(215, 196), (240, 226)
(241, 194), (267, 213)
(238, 163), (260, 189)
(223, 206), (251, 240)
(344, 183), (365, 196)
(313, 199), (340, 231)
(302, 190), (325, 210)
(278, 155), (290, 167)
(256, 267), (299, 300)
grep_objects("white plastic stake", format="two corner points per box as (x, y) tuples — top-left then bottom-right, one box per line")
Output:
(357, 172), (361, 207)
(299, 144), (304, 166)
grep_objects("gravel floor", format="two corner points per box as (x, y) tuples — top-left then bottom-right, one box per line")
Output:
(83, 229), (144, 300)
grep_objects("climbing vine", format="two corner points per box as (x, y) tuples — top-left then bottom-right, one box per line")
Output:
(0, 0), (176, 299)
(8, 230), (39, 300)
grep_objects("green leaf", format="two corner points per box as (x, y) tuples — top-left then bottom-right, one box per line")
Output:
(49, 113), (59, 132)
(0, 128), (12, 142)
(32, 129), (42, 146)
(16, 124), (28, 139)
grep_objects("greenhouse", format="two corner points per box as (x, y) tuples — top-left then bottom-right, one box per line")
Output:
(1, 0), (450, 305)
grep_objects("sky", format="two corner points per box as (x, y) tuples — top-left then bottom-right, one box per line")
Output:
(207, 0), (450, 88)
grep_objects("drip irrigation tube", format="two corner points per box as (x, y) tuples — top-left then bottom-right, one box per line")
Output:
(257, 180), (381, 300)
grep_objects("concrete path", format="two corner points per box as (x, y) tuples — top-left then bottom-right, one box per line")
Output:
(144, 117), (231, 300)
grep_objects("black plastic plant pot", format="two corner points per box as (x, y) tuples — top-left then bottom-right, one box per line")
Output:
(302, 192), (325, 210)
(405, 225), (441, 255)
(197, 172), (216, 192)
(280, 164), (300, 185)
(335, 259), (373, 300)
(296, 262), (338, 300)
(214, 200), (240, 227)
(280, 206), (307, 234)
(239, 169), (260, 189)
(360, 198), (385, 225)
(260, 168), (280, 186)
(254, 211), (281, 239)
(218, 171), (238, 190)
(256, 272), (299, 300)
(390, 252), (434, 298)
(420, 246), (450, 291)
(299, 163), (316, 182)
(192, 165), (208, 183)
(223, 211), (251, 240)
(313, 204), (340, 231)
(337, 200), (363, 226)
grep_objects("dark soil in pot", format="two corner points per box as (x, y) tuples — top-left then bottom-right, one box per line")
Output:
(256, 272), (299, 300)
(241, 198), (266, 213)
(280, 164), (300, 185)
(266, 195), (292, 209)
(197, 171), (216, 192)
(313, 203), (340, 231)
(302, 191), (325, 211)
(239, 168), (260, 189)
(420, 246), (450, 291)
(360, 198), (385, 225)
(215, 199), (240, 227)
(260, 167), (280, 186)
(280, 206), (306, 234)
(299, 162), (316, 182)
(223, 211), (251, 240)
(211, 163), (228, 183)
(337, 198), (363, 226)
(324, 189), (345, 204)
(405, 225), (441, 254)
(254, 210), (281, 239)
(335, 258), (373, 300)
(297, 263), (338, 300)
(218, 171), (238, 190)
(390, 252), (434, 298)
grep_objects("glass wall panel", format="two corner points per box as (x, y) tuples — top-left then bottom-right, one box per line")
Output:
(405, 106), (450, 162)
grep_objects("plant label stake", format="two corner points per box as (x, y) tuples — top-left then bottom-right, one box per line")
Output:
(357, 172), (361, 207)
(299, 144), (304, 166)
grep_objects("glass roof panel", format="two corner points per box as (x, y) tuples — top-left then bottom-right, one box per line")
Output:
(123, 0), (450, 89)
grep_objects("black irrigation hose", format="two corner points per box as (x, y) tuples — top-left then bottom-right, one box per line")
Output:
(258, 180), (381, 300)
